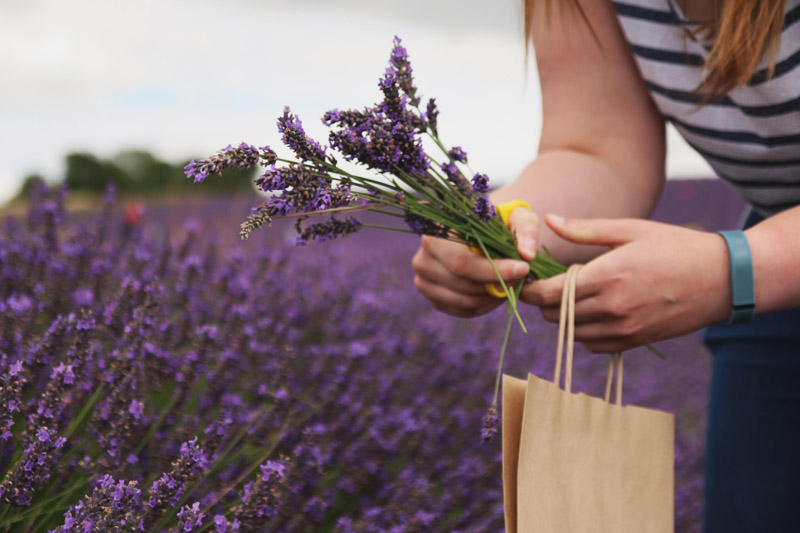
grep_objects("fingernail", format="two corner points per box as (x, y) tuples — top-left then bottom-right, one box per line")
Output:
(520, 238), (536, 257)
(548, 214), (565, 225)
(513, 262), (530, 277)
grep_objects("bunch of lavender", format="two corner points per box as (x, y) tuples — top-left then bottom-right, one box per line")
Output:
(187, 37), (664, 440)
(185, 38), (570, 310)
(186, 37), (567, 438)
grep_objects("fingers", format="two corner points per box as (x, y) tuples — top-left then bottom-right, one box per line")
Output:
(412, 248), (488, 296)
(531, 296), (645, 353)
(413, 274), (499, 317)
(573, 321), (646, 354)
(419, 235), (529, 283)
(544, 214), (655, 248)
(412, 236), (527, 317)
(507, 206), (541, 261)
(519, 270), (598, 308)
(520, 269), (642, 352)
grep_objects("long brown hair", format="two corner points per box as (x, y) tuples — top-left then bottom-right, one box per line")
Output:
(524, 0), (787, 101)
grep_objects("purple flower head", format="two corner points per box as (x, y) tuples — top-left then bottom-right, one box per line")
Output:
(425, 98), (439, 135)
(473, 195), (496, 223)
(441, 162), (473, 198)
(1, 359), (25, 443)
(176, 502), (205, 532)
(260, 460), (287, 481)
(325, 108), (342, 123)
(379, 67), (398, 92)
(37, 427), (50, 443)
(179, 437), (209, 469)
(404, 213), (448, 238)
(54, 476), (143, 533)
(128, 400), (144, 421)
(52, 362), (76, 385)
(1, 426), (67, 506)
(244, 162), (354, 241)
(277, 107), (327, 163)
(214, 515), (228, 532)
(184, 143), (276, 183)
(481, 406), (499, 443)
(448, 146), (468, 163)
(229, 458), (286, 529)
(9, 359), (23, 377)
(144, 438), (207, 518)
(327, 108), (429, 178)
(7, 294), (33, 314)
(471, 173), (490, 193)
(295, 216), (362, 245)
(71, 287), (94, 308)
(389, 36), (420, 107)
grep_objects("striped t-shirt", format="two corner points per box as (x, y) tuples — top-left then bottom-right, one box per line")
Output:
(612, 0), (800, 216)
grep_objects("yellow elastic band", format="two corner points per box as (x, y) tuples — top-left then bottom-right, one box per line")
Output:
(484, 283), (509, 299)
(496, 200), (532, 227)
(477, 200), (533, 299)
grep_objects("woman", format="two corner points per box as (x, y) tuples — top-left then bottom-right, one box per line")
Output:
(411, 1), (800, 531)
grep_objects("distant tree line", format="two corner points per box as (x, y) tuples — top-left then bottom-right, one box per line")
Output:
(18, 149), (255, 198)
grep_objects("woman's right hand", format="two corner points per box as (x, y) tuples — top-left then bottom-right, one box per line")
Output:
(411, 206), (542, 317)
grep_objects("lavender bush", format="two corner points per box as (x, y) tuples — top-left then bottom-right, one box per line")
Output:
(0, 182), (709, 531)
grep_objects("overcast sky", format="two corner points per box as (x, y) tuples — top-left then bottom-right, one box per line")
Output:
(0, 0), (713, 205)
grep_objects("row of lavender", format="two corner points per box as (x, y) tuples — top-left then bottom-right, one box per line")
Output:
(0, 183), (711, 531)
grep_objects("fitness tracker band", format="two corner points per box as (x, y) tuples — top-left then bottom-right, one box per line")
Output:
(717, 230), (755, 324)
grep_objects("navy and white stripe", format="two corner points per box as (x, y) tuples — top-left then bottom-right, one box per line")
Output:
(612, 0), (800, 216)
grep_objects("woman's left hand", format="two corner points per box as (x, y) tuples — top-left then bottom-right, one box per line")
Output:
(521, 214), (732, 353)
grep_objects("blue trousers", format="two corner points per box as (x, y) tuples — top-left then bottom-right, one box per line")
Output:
(702, 211), (800, 533)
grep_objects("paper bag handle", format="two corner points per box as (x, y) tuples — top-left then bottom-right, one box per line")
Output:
(553, 264), (623, 406)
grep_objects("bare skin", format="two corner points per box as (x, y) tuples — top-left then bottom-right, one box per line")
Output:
(675, 0), (716, 23)
(412, 0), (800, 353)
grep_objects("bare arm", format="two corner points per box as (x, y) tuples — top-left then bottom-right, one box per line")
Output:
(491, 0), (666, 263)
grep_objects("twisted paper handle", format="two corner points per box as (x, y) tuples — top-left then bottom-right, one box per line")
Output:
(554, 264), (623, 405)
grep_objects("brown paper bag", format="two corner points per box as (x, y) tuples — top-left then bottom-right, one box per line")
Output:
(503, 265), (674, 533)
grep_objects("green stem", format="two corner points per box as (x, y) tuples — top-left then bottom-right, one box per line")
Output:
(361, 224), (418, 235)
(131, 383), (180, 456)
(491, 295), (518, 408)
(472, 234), (527, 334)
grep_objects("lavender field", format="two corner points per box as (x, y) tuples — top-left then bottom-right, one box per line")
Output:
(0, 179), (744, 532)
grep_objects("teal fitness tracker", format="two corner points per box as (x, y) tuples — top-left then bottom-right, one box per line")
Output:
(718, 230), (755, 324)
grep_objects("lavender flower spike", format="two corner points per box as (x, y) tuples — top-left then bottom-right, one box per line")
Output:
(173, 502), (205, 532)
(277, 107), (327, 163)
(389, 35), (420, 107)
(448, 146), (468, 163)
(296, 217), (363, 245)
(0, 426), (67, 506)
(471, 173), (495, 223)
(481, 406), (499, 443)
(229, 460), (286, 529)
(184, 143), (277, 183)
(54, 475), (144, 532)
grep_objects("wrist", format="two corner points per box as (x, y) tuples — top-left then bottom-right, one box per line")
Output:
(742, 205), (800, 314)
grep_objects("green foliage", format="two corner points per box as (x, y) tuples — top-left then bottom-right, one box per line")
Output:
(18, 150), (255, 199)
(65, 153), (127, 192)
(19, 175), (47, 197)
